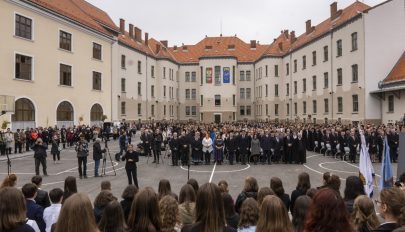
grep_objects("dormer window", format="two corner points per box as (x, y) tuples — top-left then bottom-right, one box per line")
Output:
(205, 45), (213, 51)
(228, 44), (235, 51)
(182, 46), (188, 52)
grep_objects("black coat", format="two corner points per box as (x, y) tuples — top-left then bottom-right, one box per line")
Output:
(260, 135), (272, 150)
(92, 142), (105, 161)
(35, 189), (51, 209)
(237, 135), (251, 154)
(31, 144), (48, 159)
(122, 150), (139, 169)
(225, 137), (238, 152)
(169, 137), (180, 151)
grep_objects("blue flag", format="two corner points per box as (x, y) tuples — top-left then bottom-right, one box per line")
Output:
(380, 137), (393, 189)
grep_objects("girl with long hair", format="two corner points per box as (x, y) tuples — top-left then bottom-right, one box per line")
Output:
(292, 196), (312, 232)
(256, 195), (294, 232)
(160, 195), (182, 232)
(98, 200), (128, 232)
(128, 187), (161, 232)
(351, 195), (379, 232)
(270, 177), (290, 210)
(62, 176), (77, 204)
(158, 179), (178, 201)
(290, 172), (311, 212)
(222, 193), (239, 230)
(374, 188), (405, 231)
(178, 184), (196, 225)
(235, 177), (258, 214)
(344, 176), (365, 214)
(237, 198), (259, 232)
(54, 193), (99, 232)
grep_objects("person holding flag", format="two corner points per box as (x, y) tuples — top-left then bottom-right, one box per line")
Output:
(358, 128), (375, 197)
(380, 129), (394, 189)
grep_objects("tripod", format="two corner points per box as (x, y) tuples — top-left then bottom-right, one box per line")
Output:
(101, 140), (116, 176)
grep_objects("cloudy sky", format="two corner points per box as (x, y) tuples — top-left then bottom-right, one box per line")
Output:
(87, 0), (384, 46)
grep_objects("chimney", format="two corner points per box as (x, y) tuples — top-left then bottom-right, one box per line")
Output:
(129, 24), (134, 39)
(250, 40), (257, 49)
(155, 44), (161, 54)
(173, 45), (178, 51)
(134, 27), (142, 42)
(306, 20), (313, 34)
(119, 18), (125, 34)
(290, 31), (296, 43)
(330, 2), (342, 20)
(144, 33), (149, 46)
(160, 40), (168, 48)
(283, 30), (289, 39)
(278, 42), (283, 51)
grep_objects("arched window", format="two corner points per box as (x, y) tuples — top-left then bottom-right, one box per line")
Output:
(90, 104), (103, 121)
(57, 101), (73, 121)
(12, 98), (35, 121)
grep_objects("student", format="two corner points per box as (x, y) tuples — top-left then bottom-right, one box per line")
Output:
(187, 179), (199, 194)
(94, 190), (117, 224)
(62, 176), (77, 204)
(160, 195), (182, 232)
(223, 193), (239, 230)
(101, 180), (112, 191)
(182, 183), (236, 232)
(43, 188), (63, 232)
(237, 198), (259, 232)
(0, 173), (17, 189)
(374, 188), (405, 232)
(98, 201), (128, 232)
(31, 175), (51, 209)
(158, 179), (178, 201)
(120, 185), (139, 223)
(343, 176), (365, 214)
(54, 193), (99, 232)
(128, 187), (162, 232)
(257, 187), (274, 206)
(178, 184), (196, 225)
(270, 177), (290, 210)
(304, 188), (354, 232)
(256, 195), (294, 232)
(292, 196), (312, 232)
(351, 195), (379, 232)
(0, 187), (36, 232)
(290, 172), (311, 212)
(235, 177), (259, 214)
(22, 183), (46, 232)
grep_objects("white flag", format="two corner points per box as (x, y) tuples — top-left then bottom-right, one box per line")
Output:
(359, 131), (374, 197)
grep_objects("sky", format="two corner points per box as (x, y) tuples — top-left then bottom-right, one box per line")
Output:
(86, 0), (385, 46)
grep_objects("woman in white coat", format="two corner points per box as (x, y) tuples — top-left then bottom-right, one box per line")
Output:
(202, 133), (213, 165)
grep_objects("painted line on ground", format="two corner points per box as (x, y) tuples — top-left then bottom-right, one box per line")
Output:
(307, 154), (319, 159)
(343, 161), (381, 178)
(179, 164), (251, 173)
(209, 162), (217, 183)
(318, 161), (357, 174)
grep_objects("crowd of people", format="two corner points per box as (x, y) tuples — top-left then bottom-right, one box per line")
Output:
(1, 171), (405, 232)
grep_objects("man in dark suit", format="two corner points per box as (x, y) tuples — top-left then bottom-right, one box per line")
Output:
(347, 130), (358, 163)
(272, 132), (284, 163)
(225, 132), (237, 165)
(238, 131), (251, 165)
(387, 129), (399, 163)
(22, 183), (46, 232)
(191, 132), (203, 164)
(179, 131), (190, 166)
(169, 132), (180, 166)
(31, 175), (51, 209)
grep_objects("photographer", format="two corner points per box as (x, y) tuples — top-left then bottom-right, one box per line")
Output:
(121, 143), (139, 187)
(93, 138), (106, 177)
(75, 135), (89, 179)
(31, 138), (48, 176)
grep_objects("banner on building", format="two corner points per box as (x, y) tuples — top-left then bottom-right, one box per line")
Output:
(223, 67), (230, 84)
(206, 67), (212, 84)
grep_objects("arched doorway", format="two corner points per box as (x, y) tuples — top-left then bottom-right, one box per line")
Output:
(11, 98), (36, 130)
(90, 103), (103, 126)
(56, 101), (74, 128)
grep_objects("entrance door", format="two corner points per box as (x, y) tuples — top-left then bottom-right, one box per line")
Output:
(214, 114), (221, 123)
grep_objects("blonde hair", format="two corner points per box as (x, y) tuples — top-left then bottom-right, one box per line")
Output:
(159, 195), (180, 232)
(352, 195), (379, 232)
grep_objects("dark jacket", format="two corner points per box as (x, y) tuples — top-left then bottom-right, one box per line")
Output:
(31, 144), (48, 159)
(8, 224), (35, 232)
(182, 222), (236, 232)
(34, 189), (51, 209)
(122, 150), (139, 169)
(373, 222), (399, 232)
(93, 142), (105, 161)
(120, 199), (133, 223)
(260, 135), (272, 150)
(26, 200), (46, 232)
(237, 135), (251, 154)
(290, 188), (307, 212)
(234, 191), (257, 214)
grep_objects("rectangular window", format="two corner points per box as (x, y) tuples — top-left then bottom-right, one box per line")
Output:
(265, 65), (268, 77)
(163, 67), (166, 79)
(323, 46), (328, 62)
(15, 14), (32, 40)
(59, 30), (72, 51)
(266, 104), (269, 116)
(121, 102), (126, 115)
(275, 84), (279, 97)
(303, 79), (307, 93)
(15, 54), (32, 80)
(286, 63), (290, 75)
(151, 105), (155, 116)
(312, 51), (317, 65)
(303, 101), (307, 114)
(215, 95), (221, 106)
(286, 103), (290, 115)
(274, 65), (279, 77)
(60, 64), (72, 86)
(191, 72), (196, 82)
(294, 81), (297, 95)
(294, 102), (297, 115)
(337, 40), (342, 57)
(137, 61), (141, 73)
(294, 59), (297, 73)
(275, 104), (279, 115)
(92, 71), (101, 90)
(232, 66), (235, 85)
(200, 66), (203, 84)
(191, 89), (196, 100)
(246, 106), (251, 116)
(163, 86), (166, 98)
(246, 71), (251, 81)
(137, 82), (141, 96)
(246, 88), (251, 99)
(265, 84), (268, 97)
(324, 72), (329, 89)
(286, 84), (290, 96)
(233, 94), (236, 106)
(388, 95), (394, 112)
(121, 55), (126, 69)
(151, 66), (155, 78)
(352, 64), (358, 83)
(337, 97), (343, 113)
(352, 95), (359, 112)
(324, 98), (329, 113)
(302, 56), (306, 69)
(137, 103), (141, 115)
(215, 66), (221, 85)
(185, 106), (190, 116)
(201, 95), (204, 106)
(164, 105), (166, 116)
(240, 71), (245, 81)
(240, 106), (245, 116)
(185, 72), (190, 82)
(93, 43), (102, 60)
(313, 100), (317, 114)
(240, 88), (245, 99)
(351, 32), (358, 51)
(121, 78), (126, 92)
(312, 76), (317, 90)
(191, 106), (197, 116)
(337, 68), (343, 85)
(185, 89), (190, 100)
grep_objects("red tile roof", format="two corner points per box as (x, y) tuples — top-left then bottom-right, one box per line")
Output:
(118, 32), (155, 56)
(26, 0), (114, 37)
(384, 52), (405, 84)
